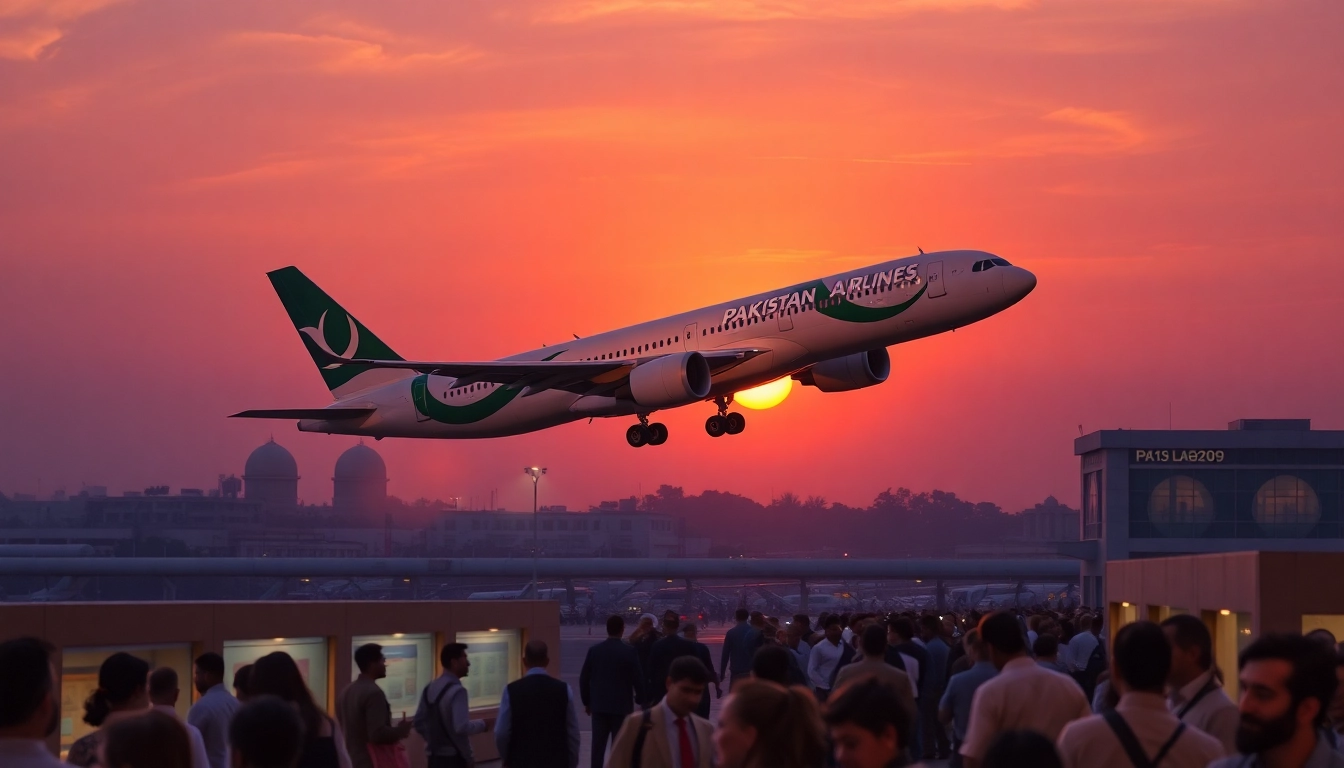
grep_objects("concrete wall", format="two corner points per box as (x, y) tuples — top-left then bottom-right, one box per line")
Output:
(0, 600), (561, 766)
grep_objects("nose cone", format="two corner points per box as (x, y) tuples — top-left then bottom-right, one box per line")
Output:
(1001, 266), (1037, 304)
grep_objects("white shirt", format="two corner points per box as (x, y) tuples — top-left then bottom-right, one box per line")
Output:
(187, 684), (241, 768)
(154, 705), (212, 768)
(0, 739), (64, 768)
(959, 656), (1092, 762)
(1167, 670), (1238, 755)
(1057, 692), (1226, 768)
(1066, 631), (1100, 673)
(899, 652), (921, 698)
(661, 700), (699, 768)
(807, 637), (844, 690)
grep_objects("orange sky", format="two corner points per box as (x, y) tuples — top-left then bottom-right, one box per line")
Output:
(1, 0), (1341, 513)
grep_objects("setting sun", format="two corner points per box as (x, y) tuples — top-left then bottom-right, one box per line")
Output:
(734, 377), (793, 410)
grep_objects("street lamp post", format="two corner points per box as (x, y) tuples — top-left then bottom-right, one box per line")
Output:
(524, 467), (547, 597)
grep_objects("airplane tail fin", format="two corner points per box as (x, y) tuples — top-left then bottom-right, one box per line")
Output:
(267, 266), (410, 399)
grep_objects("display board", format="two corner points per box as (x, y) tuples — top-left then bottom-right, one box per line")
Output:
(455, 630), (520, 710)
(60, 644), (192, 757)
(223, 637), (329, 707)
(350, 633), (435, 718)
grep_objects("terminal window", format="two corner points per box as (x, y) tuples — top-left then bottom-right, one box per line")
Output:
(1128, 468), (1339, 539)
(456, 630), (521, 710)
(1083, 471), (1103, 540)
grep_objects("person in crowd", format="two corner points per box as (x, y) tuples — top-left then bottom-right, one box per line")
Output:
(789, 614), (813, 670)
(980, 730), (1063, 768)
(1161, 614), (1238, 753)
(958, 611), (1090, 768)
(750, 644), (805, 687)
(1056, 621), (1223, 768)
(1027, 616), (1044, 650)
(495, 641), (579, 768)
(0, 637), (64, 768)
(189, 653), (242, 768)
(808, 613), (830, 647)
(338, 644), (412, 768)
(580, 616), (645, 768)
(67, 652), (152, 768)
(1033, 635), (1068, 675)
(608, 656), (713, 768)
(939, 630), (997, 768)
(835, 624), (917, 726)
(712, 679), (827, 768)
(680, 623), (720, 718)
(721, 609), (764, 691)
(1330, 650), (1344, 745)
(148, 668), (211, 768)
(249, 652), (351, 768)
(413, 643), (493, 768)
(1306, 629), (1339, 651)
(1210, 634), (1344, 768)
(232, 666), (253, 704)
(1067, 615), (1106, 700)
(806, 613), (849, 702)
(630, 615), (660, 685)
(919, 615), (952, 760)
(101, 709), (192, 768)
(229, 695), (305, 768)
(825, 677), (917, 768)
(648, 614), (700, 703)
(888, 617), (929, 758)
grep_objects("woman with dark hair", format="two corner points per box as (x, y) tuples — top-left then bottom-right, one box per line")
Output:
(66, 653), (151, 767)
(247, 652), (351, 768)
(100, 709), (192, 768)
(714, 679), (828, 768)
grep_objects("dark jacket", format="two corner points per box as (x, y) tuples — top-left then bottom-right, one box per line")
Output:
(894, 640), (930, 693)
(827, 643), (857, 689)
(719, 621), (763, 678)
(503, 674), (571, 768)
(647, 633), (699, 703)
(580, 637), (645, 715)
(690, 640), (715, 719)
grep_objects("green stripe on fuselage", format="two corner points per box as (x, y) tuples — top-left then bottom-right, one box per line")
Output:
(816, 281), (928, 323)
(410, 350), (566, 425)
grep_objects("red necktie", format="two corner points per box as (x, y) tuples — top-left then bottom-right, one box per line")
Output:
(676, 717), (696, 768)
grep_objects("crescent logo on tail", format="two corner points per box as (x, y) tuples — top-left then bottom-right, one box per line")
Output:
(300, 311), (360, 368)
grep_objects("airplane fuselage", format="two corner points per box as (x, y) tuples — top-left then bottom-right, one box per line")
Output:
(294, 249), (1034, 440)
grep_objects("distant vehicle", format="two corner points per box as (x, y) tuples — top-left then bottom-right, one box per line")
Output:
(234, 255), (1034, 447)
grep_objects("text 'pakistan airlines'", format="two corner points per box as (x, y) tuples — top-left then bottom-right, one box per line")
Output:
(233, 250), (1035, 447)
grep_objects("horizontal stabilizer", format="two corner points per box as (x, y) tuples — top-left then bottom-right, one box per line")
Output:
(229, 408), (375, 421)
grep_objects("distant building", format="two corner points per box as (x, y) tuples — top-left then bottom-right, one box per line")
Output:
(430, 509), (684, 558)
(243, 439), (299, 508)
(333, 442), (387, 515)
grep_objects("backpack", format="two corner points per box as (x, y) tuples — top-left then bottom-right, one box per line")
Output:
(1080, 639), (1107, 699)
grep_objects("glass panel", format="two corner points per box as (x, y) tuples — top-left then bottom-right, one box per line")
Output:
(60, 644), (192, 757)
(454, 630), (521, 710)
(223, 637), (328, 708)
(350, 633), (435, 719)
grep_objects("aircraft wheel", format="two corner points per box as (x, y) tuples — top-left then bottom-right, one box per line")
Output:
(705, 415), (729, 438)
(626, 424), (652, 447)
(725, 412), (746, 435)
(647, 422), (669, 445)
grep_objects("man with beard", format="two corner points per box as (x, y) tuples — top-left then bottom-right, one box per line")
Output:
(0, 637), (64, 768)
(1211, 634), (1344, 768)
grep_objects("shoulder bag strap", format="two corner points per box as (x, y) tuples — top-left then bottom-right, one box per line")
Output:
(1176, 680), (1220, 719)
(429, 680), (461, 751)
(1151, 723), (1186, 767)
(1103, 709), (1154, 768)
(630, 708), (653, 768)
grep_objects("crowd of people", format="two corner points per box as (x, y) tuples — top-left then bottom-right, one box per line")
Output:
(2, 606), (1343, 768)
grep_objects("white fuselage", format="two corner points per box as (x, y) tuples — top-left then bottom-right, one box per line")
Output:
(299, 249), (1034, 439)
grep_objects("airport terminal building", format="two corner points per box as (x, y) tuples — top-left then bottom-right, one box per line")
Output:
(1075, 418), (1344, 605)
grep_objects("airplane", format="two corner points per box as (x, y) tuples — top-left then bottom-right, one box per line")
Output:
(233, 250), (1035, 447)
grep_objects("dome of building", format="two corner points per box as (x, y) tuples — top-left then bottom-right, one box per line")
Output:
(335, 443), (387, 481)
(333, 442), (387, 514)
(243, 438), (299, 508)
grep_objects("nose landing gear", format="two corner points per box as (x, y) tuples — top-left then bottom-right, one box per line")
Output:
(705, 396), (746, 437)
(626, 414), (668, 447)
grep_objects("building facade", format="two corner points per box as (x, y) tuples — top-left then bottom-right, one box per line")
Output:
(1075, 418), (1344, 605)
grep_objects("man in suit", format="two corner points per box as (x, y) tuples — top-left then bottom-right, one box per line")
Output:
(679, 623), (720, 719)
(648, 615), (700, 704)
(719, 608), (763, 691)
(580, 615), (646, 768)
(495, 641), (580, 768)
(607, 657), (713, 768)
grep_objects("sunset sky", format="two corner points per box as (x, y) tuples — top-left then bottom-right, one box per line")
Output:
(2, 0), (1341, 514)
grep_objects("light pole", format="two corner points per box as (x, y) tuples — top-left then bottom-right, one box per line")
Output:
(524, 467), (547, 598)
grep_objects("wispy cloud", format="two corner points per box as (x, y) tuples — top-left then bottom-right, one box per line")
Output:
(0, 0), (126, 60)
(224, 29), (481, 73)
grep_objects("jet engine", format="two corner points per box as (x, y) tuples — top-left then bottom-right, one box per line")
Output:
(629, 351), (712, 408)
(795, 348), (890, 392)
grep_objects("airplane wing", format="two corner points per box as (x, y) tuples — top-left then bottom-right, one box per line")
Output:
(230, 408), (377, 420)
(313, 347), (767, 397)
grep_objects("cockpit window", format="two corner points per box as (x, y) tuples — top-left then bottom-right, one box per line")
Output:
(973, 259), (999, 272)
(991, 258), (1011, 267)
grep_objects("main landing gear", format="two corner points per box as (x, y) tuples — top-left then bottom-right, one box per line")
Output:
(626, 414), (669, 448)
(705, 395), (746, 438)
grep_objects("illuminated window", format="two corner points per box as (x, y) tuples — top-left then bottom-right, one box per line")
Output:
(1148, 476), (1214, 537)
(1253, 475), (1320, 536)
